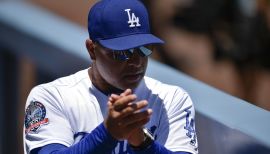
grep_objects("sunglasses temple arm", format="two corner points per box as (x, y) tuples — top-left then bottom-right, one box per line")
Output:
(139, 46), (152, 56)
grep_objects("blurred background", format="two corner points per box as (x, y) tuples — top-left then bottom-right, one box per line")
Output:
(0, 0), (269, 153)
(144, 0), (270, 111)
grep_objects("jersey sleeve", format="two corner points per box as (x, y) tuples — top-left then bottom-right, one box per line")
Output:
(156, 88), (198, 154)
(24, 85), (74, 153)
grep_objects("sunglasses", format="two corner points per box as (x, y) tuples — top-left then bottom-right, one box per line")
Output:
(96, 43), (153, 61)
(112, 46), (153, 61)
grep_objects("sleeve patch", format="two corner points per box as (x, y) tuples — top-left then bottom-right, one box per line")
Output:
(184, 109), (197, 148)
(24, 101), (49, 134)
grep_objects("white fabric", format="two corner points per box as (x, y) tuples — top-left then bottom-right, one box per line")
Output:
(24, 68), (198, 154)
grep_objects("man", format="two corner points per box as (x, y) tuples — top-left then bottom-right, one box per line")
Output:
(24, 0), (198, 153)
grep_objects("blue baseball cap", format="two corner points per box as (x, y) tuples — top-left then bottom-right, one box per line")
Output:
(88, 0), (164, 50)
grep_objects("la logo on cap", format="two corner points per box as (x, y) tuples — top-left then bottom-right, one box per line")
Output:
(125, 9), (141, 28)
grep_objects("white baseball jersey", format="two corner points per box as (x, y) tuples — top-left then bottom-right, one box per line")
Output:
(24, 68), (198, 154)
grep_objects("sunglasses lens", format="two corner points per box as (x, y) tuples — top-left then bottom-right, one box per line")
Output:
(112, 45), (152, 61)
(113, 50), (132, 61)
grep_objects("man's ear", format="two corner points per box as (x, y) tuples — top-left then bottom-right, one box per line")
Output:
(86, 39), (96, 60)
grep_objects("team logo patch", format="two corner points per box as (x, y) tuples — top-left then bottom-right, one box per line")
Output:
(24, 101), (49, 134)
(125, 8), (141, 27)
(184, 109), (197, 148)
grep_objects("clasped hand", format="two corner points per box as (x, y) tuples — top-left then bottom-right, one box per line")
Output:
(104, 89), (152, 146)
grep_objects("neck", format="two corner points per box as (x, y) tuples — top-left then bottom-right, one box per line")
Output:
(88, 65), (124, 96)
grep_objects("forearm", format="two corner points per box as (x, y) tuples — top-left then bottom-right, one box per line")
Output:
(36, 123), (118, 154)
(129, 141), (191, 154)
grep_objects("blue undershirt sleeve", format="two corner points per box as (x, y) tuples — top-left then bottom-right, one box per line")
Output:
(129, 141), (191, 154)
(32, 123), (118, 154)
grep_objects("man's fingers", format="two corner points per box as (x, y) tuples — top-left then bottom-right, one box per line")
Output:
(125, 113), (152, 130)
(110, 89), (132, 100)
(118, 100), (148, 117)
(109, 94), (120, 102)
(113, 94), (137, 111)
(109, 89), (133, 103)
(122, 109), (152, 126)
(120, 89), (132, 97)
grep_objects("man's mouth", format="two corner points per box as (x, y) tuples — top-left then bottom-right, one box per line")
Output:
(124, 71), (144, 82)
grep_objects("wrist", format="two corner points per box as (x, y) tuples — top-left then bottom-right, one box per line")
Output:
(103, 120), (119, 140)
(129, 128), (154, 151)
(128, 128), (145, 146)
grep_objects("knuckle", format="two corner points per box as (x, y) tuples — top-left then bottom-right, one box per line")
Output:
(122, 107), (133, 115)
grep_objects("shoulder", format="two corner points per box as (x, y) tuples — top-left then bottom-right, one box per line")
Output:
(26, 69), (89, 107)
(143, 76), (187, 97)
(31, 69), (89, 93)
(142, 76), (193, 110)
(49, 69), (89, 88)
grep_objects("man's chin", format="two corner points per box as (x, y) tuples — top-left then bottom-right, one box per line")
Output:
(119, 80), (142, 91)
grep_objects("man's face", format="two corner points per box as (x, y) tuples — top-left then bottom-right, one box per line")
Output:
(94, 43), (149, 90)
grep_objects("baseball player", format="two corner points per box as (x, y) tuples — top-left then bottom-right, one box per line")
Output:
(24, 0), (198, 153)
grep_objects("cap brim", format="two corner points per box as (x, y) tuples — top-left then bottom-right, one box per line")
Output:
(98, 34), (164, 50)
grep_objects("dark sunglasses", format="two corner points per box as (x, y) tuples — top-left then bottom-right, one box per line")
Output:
(112, 46), (152, 61)
(96, 43), (153, 61)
